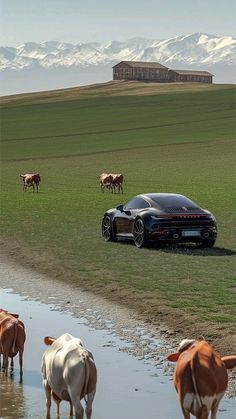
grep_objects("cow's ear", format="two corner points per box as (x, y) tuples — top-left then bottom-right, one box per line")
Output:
(167, 352), (180, 362)
(10, 313), (19, 319)
(44, 336), (55, 346)
(221, 355), (236, 370)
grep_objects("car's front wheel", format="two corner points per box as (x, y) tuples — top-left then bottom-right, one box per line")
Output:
(102, 215), (116, 242)
(133, 218), (148, 248)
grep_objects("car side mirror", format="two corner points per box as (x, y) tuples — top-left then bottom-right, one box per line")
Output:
(116, 204), (124, 212)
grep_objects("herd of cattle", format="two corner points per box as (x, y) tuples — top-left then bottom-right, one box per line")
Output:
(19, 172), (124, 194)
(0, 309), (236, 419)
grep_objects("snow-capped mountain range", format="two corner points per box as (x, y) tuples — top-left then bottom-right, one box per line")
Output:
(1, 33), (235, 71)
(1, 33), (235, 95)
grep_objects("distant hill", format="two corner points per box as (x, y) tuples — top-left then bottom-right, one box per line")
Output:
(1, 33), (235, 95)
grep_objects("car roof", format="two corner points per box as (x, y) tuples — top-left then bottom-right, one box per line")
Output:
(138, 193), (187, 202)
(136, 193), (200, 210)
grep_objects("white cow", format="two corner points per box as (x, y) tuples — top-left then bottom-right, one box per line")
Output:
(41, 333), (97, 419)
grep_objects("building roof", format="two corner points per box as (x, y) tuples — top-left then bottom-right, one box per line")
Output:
(170, 69), (214, 76)
(113, 61), (169, 70)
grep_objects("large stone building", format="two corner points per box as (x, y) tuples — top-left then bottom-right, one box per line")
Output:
(113, 61), (213, 84)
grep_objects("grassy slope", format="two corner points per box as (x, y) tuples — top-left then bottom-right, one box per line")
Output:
(0, 83), (235, 341)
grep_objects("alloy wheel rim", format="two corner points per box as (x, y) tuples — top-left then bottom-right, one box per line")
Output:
(134, 219), (144, 247)
(103, 216), (111, 240)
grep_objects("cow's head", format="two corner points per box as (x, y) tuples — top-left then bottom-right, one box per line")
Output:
(44, 336), (56, 346)
(167, 339), (196, 362)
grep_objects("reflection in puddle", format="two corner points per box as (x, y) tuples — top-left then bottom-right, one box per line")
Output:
(0, 373), (26, 419)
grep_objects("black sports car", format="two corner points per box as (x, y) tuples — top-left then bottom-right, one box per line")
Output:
(102, 193), (217, 248)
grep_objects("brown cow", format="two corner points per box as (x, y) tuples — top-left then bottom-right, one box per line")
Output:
(167, 339), (236, 419)
(0, 309), (26, 379)
(97, 173), (113, 193)
(110, 173), (124, 194)
(20, 173), (41, 192)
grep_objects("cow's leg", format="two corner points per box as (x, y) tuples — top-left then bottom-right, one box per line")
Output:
(43, 379), (52, 419)
(210, 397), (223, 419)
(85, 391), (96, 419)
(2, 351), (9, 375)
(69, 402), (73, 417)
(72, 400), (84, 419)
(197, 405), (209, 419)
(56, 400), (60, 417)
(19, 347), (24, 381)
(181, 408), (190, 419)
(69, 390), (84, 419)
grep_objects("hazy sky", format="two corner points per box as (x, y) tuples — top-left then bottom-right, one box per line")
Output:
(1, 0), (235, 46)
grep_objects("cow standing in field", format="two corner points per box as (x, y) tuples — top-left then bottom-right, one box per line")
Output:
(110, 173), (124, 194)
(97, 173), (113, 193)
(0, 309), (26, 379)
(20, 173), (41, 192)
(42, 333), (97, 419)
(167, 339), (236, 419)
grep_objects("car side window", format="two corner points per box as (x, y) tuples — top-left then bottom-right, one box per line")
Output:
(126, 197), (150, 210)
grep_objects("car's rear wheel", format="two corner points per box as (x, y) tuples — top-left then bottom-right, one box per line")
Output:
(199, 239), (216, 248)
(102, 215), (116, 242)
(133, 218), (148, 248)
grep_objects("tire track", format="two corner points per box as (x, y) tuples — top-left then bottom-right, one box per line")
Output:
(1, 115), (234, 143)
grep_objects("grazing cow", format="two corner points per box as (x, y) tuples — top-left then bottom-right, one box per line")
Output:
(42, 333), (97, 419)
(167, 339), (236, 419)
(20, 173), (41, 192)
(97, 173), (113, 193)
(0, 309), (26, 379)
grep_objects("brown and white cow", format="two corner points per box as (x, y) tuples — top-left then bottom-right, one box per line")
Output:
(42, 333), (97, 419)
(20, 173), (41, 192)
(97, 173), (113, 193)
(167, 339), (236, 419)
(0, 309), (26, 379)
(110, 173), (124, 194)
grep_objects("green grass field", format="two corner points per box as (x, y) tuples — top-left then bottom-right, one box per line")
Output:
(0, 82), (235, 334)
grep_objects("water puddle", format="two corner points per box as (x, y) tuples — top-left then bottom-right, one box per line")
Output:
(0, 258), (235, 418)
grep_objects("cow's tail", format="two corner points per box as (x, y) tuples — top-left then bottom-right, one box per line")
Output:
(190, 355), (202, 413)
(11, 321), (18, 355)
(83, 351), (90, 404)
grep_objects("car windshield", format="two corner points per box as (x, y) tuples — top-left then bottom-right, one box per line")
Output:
(148, 194), (200, 211)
